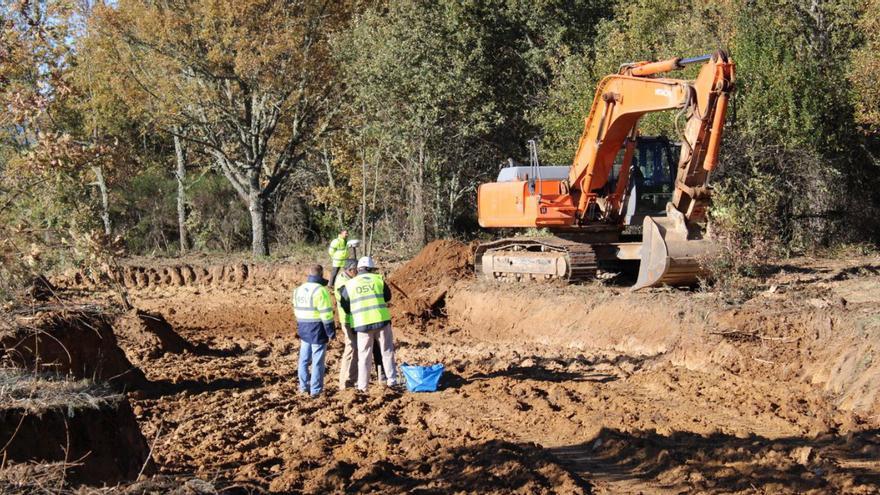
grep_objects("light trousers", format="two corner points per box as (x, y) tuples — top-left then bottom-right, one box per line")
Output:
(338, 324), (358, 389)
(356, 324), (397, 391)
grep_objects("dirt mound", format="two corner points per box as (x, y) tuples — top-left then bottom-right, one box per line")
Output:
(1, 308), (147, 390)
(0, 372), (153, 486)
(114, 309), (195, 363)
(388, 240), (473, 323)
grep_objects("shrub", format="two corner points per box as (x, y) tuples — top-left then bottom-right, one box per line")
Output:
(703, 165), (784, 302)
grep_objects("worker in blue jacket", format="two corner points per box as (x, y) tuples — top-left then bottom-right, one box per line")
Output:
(292, 264), (336, 396)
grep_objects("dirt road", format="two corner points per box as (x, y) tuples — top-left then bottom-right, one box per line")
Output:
(63, 243), (880, 493)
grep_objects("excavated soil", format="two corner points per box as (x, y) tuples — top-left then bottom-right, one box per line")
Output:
(387, 239), (474, 324)
(0, 310), (154, 488)
(31, 245), (880, 493)
(0, 308), (147, 390)
(54, 261), (306, 291)
(0, 397), (152, 485)
(114, 309), (196, 364)
(0, 305), (154, 493)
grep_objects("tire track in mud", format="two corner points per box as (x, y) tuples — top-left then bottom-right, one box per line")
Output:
(55, 263), (305, 290)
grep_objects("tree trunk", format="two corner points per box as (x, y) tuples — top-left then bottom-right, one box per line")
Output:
(410, 144), (427, 248)
(361, 158), (368, 245)
(92, 165), (111, 236)
(322, 149), (344, 227)
(248, 172), (269, 256)
(368, 157), (380, 255)
(173, 133), (189, 255)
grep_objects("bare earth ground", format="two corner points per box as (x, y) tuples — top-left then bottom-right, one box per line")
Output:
(55, 247), (880, 493)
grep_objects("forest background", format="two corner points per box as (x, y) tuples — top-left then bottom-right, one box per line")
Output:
(2, 0), (879, 299)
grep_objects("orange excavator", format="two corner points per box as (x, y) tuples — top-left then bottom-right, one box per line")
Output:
(476, 50), (735, 289)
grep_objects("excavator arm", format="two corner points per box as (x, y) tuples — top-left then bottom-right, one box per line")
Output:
(569, 50), (734, 224)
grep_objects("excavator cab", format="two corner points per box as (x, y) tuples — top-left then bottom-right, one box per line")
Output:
(609, 136), (680, 227)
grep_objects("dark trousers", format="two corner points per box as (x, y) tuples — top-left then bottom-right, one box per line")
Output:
(330, 266), (340, 286)
(373, 340), (384, 378)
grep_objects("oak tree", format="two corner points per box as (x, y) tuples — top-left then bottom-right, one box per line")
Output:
(93, 0), (350, 256)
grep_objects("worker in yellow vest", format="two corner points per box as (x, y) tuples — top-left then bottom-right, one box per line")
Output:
(293, 264), (336, 396)
(327, 230), (349, 285)
(339, 256), (398, 391)
(334, 259), (359, 389)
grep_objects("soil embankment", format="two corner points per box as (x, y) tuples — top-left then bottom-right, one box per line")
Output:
(448, 268), (880, 419)
(1, 308), (147, 389)
(0, 390), (152, 485)
(0, 310), (156, 488)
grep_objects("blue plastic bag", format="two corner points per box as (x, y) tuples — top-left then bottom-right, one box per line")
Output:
(400, 363), (445, 392)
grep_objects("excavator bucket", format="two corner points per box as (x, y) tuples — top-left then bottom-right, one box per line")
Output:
(633, 206), (714, 290)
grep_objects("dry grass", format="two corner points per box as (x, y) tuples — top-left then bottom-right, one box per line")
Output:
(0, 462), (76, 494)
(0, 467), (256, 494)
(0, 369), (119, 414)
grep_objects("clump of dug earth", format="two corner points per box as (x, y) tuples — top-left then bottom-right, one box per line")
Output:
(388, 239), (473, 324)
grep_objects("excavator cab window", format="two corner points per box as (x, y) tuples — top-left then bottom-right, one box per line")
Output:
(635, 136), (679, 211)
(609, 136), (680, 225)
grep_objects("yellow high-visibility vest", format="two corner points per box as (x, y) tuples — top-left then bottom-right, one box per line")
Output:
(333, 271), (353, 328)
(293, 282), (334, 326)
(328, 236), (348, 268)
(344, 272), (391, 331)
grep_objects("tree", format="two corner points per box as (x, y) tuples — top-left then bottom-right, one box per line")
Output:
(339, 0), (611, 248)
(92, 0), (351, 256)
(0, 0), (130, 304)
(850, 0), (880, 134)
(173, 130), (189, 253)
(343, 2), (485, 245)
(75, 14), (193, 255)
(1, 1), (75, 146)
(532, 0), (735, 163)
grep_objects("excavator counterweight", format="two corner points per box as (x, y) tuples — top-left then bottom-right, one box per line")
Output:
(476, 51), (735, 288)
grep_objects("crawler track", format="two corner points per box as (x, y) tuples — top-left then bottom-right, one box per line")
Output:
(474, 236), (598, 283)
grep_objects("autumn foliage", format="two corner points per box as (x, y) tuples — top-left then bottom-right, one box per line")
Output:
(1, 0), (879, 301)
